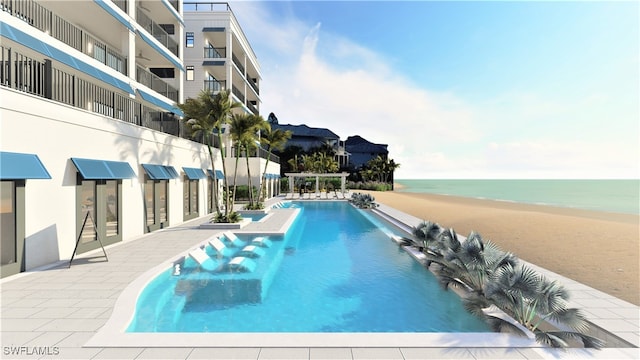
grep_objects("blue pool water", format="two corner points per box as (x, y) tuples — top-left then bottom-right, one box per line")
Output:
(240, 212), (268, 221)
(128, 202), (490, 333)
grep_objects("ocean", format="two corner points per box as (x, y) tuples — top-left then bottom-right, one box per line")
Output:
(394, 179), (640, 215)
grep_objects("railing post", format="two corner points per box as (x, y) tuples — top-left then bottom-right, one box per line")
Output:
(43, 59), (52, 99)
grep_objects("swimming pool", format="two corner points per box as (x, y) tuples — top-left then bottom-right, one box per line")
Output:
(126, 201), (490, 333)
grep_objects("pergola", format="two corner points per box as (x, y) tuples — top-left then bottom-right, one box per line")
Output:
(285, 172), (349, 194)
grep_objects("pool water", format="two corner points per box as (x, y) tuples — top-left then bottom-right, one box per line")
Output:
(127, 201), (490, 333)
(240, 212), (268, 221)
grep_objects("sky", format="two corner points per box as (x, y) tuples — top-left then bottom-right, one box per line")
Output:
(228, 0), (639, 179)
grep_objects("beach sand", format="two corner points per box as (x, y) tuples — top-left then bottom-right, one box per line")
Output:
(363, 189), (640, 305)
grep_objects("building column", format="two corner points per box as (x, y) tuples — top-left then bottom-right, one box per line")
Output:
(315, 176), (319, 193)
(289, 176), (294, 194)
(341, 175), (346, 193)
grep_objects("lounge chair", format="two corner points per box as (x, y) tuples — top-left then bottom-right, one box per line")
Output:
(208, 236), (234, 257)
(228, 256), (257, 272)
(285, 193), (293, 200)
(252, 236), (272, 248)
(188, 248), (218, 271)
(239, 245), (265, 258)
(223, 231), (245, 247)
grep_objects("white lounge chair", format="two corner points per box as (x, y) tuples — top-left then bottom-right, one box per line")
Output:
(240, 245), (265, 258)
(208, 236), (234, 257)
(188, 248), (218, 271)
(223, 231), (245, 247)
(252, 236), (272, 248)
(228, 257), (257, 272)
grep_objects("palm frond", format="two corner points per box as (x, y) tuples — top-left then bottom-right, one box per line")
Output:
(535, 331), (570, 348)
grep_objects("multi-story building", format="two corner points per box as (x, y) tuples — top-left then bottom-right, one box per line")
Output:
(272, 123), (351, 169)
(345, 135), (389, 170)
(0, 0), (275, 279)
(182, 2), (280, 197)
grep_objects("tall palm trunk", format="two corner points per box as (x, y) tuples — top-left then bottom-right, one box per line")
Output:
(231, 143), (241, 212)
(257, 145), (272, 203)
(215, 128), (230, 217)
(206, 143), (220, 214)
(245, 145), (254, 206)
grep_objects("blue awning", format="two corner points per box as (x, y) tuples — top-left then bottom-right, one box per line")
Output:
(182, 167), (206, 180)
(207, 169), (225, 180)
(0, 152), (51, 180)
(71, 158), (136, 179)
(137, 89), (184, 117)
(142, 164), (179, 180)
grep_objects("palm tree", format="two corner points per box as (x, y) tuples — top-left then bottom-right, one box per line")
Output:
(228, 113), (263, 210)
(177, 89), (240, 222)
(257, 124), (292, 204)
(482, 264), (604, 348)
(243, 114), (266, 208)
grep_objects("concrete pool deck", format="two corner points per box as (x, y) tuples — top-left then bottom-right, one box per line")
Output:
(1, 197), (638, 359)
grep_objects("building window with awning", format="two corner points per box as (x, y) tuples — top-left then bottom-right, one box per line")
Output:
(141, 164), (178, 232)
(71, 158), (135, 253)
(0, 151), (51, 278)
(182, 167), (205, 220)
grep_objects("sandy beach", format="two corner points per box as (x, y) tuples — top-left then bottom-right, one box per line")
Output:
(363, 189), (640, 305)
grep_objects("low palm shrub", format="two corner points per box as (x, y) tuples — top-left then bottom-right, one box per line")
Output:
(349, 192), (378, 209)
(405, 220), (604, 349)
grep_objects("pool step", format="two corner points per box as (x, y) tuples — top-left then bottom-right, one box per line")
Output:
(156, 294), (186, 331)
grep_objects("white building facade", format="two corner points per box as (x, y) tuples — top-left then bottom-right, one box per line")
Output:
(183, 2), (281, 200)
(0, 0), (256, 278)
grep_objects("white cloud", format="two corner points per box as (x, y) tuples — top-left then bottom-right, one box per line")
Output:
(234, 2), (639, 179)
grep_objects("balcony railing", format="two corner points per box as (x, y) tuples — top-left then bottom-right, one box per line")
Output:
(85, 33), (126, 75)
(0, 0), (128, 76)
(232, 53), (244, 75)
(204, 46), (226, 59)
(230, 146), (280, 163)
(136, 7), (179, 57)
(136, 65), (179, 102)
(231, 84), (244, 104)
(1, 45), (185, 139)
(247, 101), (258, 115)
(247, 76), (259, 95)
(204, 79), (225, 93)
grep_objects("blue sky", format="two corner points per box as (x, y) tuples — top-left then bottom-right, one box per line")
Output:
(229, 1), (639, 179)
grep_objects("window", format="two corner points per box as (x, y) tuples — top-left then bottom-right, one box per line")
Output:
(183, 177), (199, 220)
(76, 177), (123, 254)
(105, 180), (119, 237)
(186, 66), (194, 81)
(1, 181), (16, 266)
(0, 180), (25, 278)
(186, 32), (194, 48)
(79, 180), (97, 244)
(144, 179), (169, 232)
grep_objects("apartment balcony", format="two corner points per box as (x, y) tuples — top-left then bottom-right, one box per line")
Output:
(136, 65), (179, 102)
(1, 0), (128, 76)
(1, 46), (184, 139)
(136, 7), (179, 58)
(204, 79), (225, 94)
(204, 46), (226, 59)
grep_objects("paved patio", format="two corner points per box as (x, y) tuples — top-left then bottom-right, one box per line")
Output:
(1, 197), (638, 359)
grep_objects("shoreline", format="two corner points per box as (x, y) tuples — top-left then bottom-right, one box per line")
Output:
(365, 189), (640, 305)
